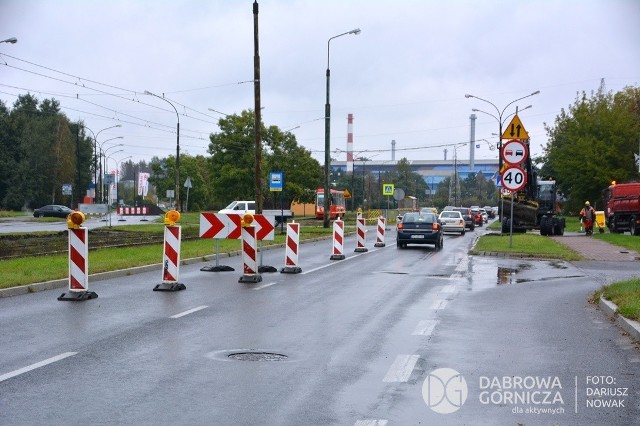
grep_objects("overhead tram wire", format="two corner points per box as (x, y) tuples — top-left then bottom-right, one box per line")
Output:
(0, 52), (235, 128)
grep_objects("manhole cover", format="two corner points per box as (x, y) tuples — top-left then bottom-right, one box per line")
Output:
(227, 352), (288, 361)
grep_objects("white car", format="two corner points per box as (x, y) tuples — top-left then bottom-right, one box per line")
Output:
(438, 210), (466, 235)
(479, 208), (489, 223)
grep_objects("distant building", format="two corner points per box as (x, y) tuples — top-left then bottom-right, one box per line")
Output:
(331, 158), (499, 197)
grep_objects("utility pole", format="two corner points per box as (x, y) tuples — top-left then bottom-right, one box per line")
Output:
(253, 1), (263, 214)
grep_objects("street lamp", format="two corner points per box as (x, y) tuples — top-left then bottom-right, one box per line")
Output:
(110, 155), (132, 206)
(85, 124), (122, 200)
(145, 90), (180, 211)
(465, 90), (539, 156)
(99, 138), (124, 200)
(323, 28), (361, 228)
(102, 144), (124, 203)
(465, 91), (539, 215)
(0, 37), (17, 44)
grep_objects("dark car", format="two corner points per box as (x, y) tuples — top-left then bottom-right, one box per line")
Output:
(396, 212), (443, 250)
(445, 206), (475, 231)
(470, 208), (484, 227)
(33, 205), (74, 218)
(483, 205), (496, 219)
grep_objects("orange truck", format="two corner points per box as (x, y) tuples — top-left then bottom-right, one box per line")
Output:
(603, 182), (640, 235)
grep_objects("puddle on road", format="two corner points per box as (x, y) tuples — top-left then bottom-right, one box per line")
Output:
(462, 258), (584, 290)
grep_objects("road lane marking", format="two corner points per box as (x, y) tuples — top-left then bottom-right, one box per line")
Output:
(412, 319), (439, 336)
(440, 284), (457, 293)
(431, 299), (448, 310)
(354, 420), (388, 426)
(300, 245), (393, 276)
(170, 305), (208, 318)
(382, 354), (420, 383)
(251, 282), (278, 290)
(0, 352), (77, 383)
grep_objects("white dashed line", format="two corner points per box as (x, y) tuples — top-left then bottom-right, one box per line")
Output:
(251, 282), (279, 290)
(170, 305), (208, 318)
(382, 354), (420, 383)
(0, 352), (77, 383)
(354, 420), (388, 426)
(431, 299), (448, 310)
(412, 319), (439, 336)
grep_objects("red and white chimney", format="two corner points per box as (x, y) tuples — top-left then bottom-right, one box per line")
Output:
(347, 113), (354, 173)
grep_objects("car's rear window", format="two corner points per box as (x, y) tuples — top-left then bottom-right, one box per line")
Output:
(403, 213), (436, 223)
(440, 211), (460, 218)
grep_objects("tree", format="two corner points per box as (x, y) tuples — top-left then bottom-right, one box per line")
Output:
(0, 94), (91, 210)
(542, 86), (640, 212)
(208, 110), (322, 209)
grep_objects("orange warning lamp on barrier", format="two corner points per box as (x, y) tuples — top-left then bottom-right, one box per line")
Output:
(164, 210), (181, 226)
(66, 211), (85, 229)
(241, 213), (254, 227)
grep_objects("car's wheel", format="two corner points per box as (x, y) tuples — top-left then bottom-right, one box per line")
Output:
(461, 228), (465, 236)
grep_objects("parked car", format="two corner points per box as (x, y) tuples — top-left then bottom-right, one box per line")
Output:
(470, 208), (484, 227)
(444, 206), (475, 231)
(438, 210), (466, 235)
(32, 205), (74, 218)
(396, 212), (443, 249)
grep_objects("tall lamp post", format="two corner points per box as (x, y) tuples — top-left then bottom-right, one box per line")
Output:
(102, 147), (123, 203)
(85, 124), (122, 201)
(465, 91), (539, 219)
(323, 28), (361, 228)
(98, 137), (124, 202)
(110, 155), (132, 206)
(145, 90), (180, 211)
(0, 37), (17, 44)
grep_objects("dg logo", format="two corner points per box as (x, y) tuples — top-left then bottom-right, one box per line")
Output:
(422, 368), (468, 414)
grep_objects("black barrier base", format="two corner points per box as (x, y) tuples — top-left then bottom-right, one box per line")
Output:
(258, 265), (278, 273)
(57, 291), (98, 301)
(354, 247), (369, 252)
(239, 274), (262, 283)
(280, 266), (302, 274)
(374, 242), (386, 247)
(200, 265), (235, 272)
(153, 282), (187, 292)
(330, 254), (346, 260)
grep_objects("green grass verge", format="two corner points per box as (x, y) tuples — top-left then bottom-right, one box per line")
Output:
(594, 278), (640, 322)
(0, 224), (334, 289)
(471, 232), (583, 260)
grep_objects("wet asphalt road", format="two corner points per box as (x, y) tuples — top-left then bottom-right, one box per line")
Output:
(0, 223), (639, 425)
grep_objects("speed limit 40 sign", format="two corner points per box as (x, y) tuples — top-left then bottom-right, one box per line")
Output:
(501, 166), (527, 192)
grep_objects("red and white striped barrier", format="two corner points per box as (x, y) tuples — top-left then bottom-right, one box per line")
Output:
(330, 219), (346, 260)
(239, 225), (262, 283)
(374, 217), (386, 247)
(58, 227), (98, 301)
(154, 225), (186, 291)
(354, 217), (368, 252)
(281, 221), (302, 273)
(117, 207), (149, 215)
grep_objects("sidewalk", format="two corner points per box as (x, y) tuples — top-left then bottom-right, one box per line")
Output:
(551, 232), (640, 262)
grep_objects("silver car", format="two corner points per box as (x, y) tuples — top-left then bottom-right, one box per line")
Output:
(438, 210), (466, 235)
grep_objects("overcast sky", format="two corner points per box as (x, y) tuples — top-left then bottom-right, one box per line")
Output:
(1, 0), (639, 169)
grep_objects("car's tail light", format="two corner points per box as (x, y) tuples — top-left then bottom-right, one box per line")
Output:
(432, 223), (439, 230)
(397, 223), (404, 230)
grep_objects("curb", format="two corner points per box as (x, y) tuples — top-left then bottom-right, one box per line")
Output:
(0, 234), (338, 298)
(598, 296), (640, 342)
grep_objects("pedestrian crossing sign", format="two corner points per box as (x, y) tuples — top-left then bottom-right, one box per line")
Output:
(383, 184), (395, 196)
